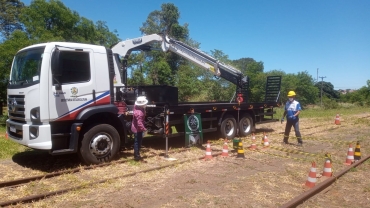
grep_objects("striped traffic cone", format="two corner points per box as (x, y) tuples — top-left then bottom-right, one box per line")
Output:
(221, 139), (229, 157)
(344, 144), (354, 165)
(236, 138), (245, 159)
(334, 113), (341, 125)
(304, 161), (317, 188)
(322, 158), (333, 177)
(204, 140), (213, 160)
(249, 133), (257, 150)
(354, 141), (361, 162)
(263, 133), (270, 148)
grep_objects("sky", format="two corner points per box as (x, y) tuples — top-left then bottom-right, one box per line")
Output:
(22, 0), (370, 90)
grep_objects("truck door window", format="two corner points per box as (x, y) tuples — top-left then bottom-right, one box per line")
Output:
(55, 51), (91, 84)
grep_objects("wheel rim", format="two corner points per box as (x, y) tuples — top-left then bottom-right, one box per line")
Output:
(241, 118), (251, 133)
(89, 133), (113, 157)
(225, 119), (235, 136)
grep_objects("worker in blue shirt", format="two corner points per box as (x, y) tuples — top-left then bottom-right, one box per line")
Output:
(281, 91), (303, 146)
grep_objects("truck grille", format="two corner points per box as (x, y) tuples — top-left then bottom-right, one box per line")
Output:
(8, 95), (26, 123)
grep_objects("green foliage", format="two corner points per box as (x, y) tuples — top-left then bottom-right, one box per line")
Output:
(339, 81), (370, 106)
(20, 0), (119, 46)
(0, 0), (24, 39)
(138, 3), (189, 87)
(295, 71), (318, 106)
(278, 71), (318, 106)
(322, 96), (340, 109)
(0, 115), (7, 124)
(315, 81), (340, 100)
(177, 64), (202, 101)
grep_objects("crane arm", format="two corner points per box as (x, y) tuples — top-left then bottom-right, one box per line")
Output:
(111, 34), (247, 87)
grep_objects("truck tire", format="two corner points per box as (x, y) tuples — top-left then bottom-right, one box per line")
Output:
(239, 114), (254, 137)
(79, 124), (120, 165)
(220, 114), (237, 139)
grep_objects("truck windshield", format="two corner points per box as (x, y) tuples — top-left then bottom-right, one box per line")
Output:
(9, 47), (45, 85)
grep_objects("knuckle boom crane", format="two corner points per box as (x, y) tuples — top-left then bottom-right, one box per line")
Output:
(111, 34), (249, 103)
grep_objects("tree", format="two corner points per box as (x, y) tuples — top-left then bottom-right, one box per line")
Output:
(177, 64), (202, 101)
(295, 71), (318, 106)
(0, 0), (24, 40)
(139, 3), (189, 88)
(20, 0), (119, 47)
(315, 81), (340, 100)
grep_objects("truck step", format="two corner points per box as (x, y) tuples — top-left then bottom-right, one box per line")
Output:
(50, 149), (76, 155)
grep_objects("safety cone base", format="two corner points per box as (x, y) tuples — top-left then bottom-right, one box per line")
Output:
(249, 147), (258, 151)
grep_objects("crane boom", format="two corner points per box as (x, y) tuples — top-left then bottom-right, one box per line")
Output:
(111, 34), (248, 88)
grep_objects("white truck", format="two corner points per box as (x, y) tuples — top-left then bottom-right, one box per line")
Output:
(6, 34), (281, 164)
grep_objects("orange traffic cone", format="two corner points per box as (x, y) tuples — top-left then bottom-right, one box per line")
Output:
(5, 132), (8, 139)
(344, 144), (354, 165)
(263, 133), (270, 148)
(204, 140), (213, 160)
(221, 139), (229, 157)
(322, 159), (333, 177)
(249, 133), (257, 150)
(304, 161), (317, 188)
(334, 113), (341, 125)
(354, 141), (361, 162)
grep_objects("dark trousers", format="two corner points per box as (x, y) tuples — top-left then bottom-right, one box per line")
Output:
(134, 132), (143, 159)
(283, 119), (302, 144)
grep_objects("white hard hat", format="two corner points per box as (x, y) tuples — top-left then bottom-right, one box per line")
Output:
(135, 96), (148, 106)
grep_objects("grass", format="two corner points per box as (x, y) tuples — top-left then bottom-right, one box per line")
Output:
(0, 125), (31, 160)
(276, 105), (369, 119)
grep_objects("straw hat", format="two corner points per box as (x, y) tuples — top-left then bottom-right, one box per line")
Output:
(135, 96), (148, 106)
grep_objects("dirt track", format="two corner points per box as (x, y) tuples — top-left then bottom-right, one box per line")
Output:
(0, 113), (370, 207)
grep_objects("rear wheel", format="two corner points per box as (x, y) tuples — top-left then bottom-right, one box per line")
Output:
(79, 124), (120, 165)
(220, 114), (237, 139)
(239, 114), (254, 137)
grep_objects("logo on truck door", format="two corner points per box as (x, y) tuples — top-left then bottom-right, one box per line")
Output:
(71, 87), (78, 97)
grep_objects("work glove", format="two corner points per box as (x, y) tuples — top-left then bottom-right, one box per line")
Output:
(281, 118), (284, 124)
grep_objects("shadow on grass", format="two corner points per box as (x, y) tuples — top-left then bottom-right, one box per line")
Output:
(12, 150), (82, 173)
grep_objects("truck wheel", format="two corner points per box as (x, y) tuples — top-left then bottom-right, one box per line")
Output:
(220, 115), (237, 139)
(79, 124), (120, 165)
(239, 114), (254, 137)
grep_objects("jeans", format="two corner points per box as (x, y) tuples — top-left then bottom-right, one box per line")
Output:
(134, 132), (143, 159)
(283, 118), (302, 144)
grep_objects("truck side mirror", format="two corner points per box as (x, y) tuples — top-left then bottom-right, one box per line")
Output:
(51, 49), (62, 77)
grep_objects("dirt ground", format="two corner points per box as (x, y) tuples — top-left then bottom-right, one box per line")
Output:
(0, 112), (370, 208)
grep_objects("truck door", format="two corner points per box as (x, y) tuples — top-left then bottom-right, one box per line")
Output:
(49, 48), (96, 121)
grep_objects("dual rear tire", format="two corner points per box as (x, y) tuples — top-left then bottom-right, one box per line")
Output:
(220, 114), (254, 139)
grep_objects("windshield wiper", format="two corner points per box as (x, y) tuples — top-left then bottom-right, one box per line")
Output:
(17, 80), (29, 85)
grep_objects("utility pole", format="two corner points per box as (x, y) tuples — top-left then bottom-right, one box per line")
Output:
(317, 68), (318, 83)
(319, 76), (326, 107)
